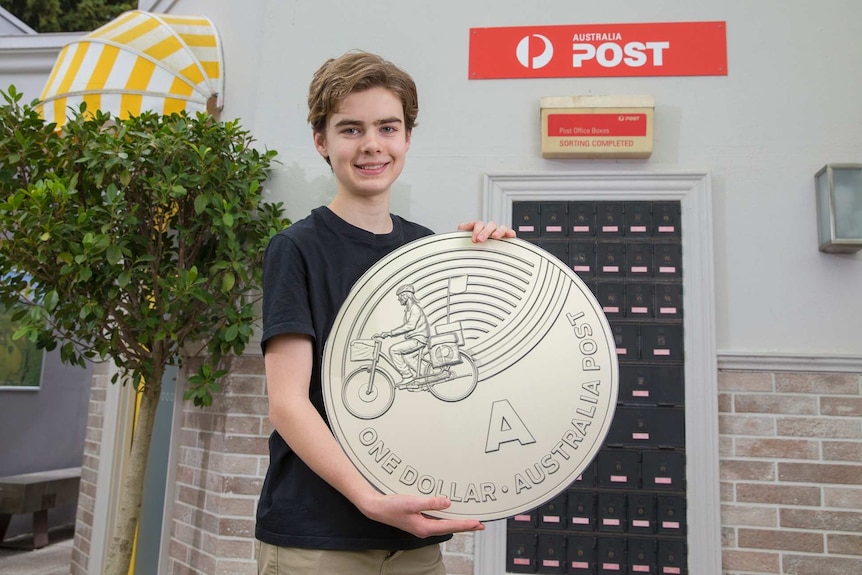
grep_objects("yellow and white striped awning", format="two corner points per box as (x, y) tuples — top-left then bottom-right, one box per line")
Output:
(38, 10), (223, 127)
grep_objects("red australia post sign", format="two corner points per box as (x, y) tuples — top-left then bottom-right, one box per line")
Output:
(469, 21), (727, 79)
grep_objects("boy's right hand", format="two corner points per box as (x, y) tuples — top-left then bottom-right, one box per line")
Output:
(359, 492), (485, 538)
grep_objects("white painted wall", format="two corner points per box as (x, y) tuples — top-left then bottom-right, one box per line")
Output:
(101, 1), (862, 357)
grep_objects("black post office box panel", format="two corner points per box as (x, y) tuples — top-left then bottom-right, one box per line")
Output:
(508, 531), (538, 573)
(652, 202), (681, 237)
(570, 241), (597, 279)
(570, 458), (597, 488)
(597, 282), (626, 319)
(654, 244), (682, 278)
(597, 449), (640, 489)
(597, 242), (626, 277)
(568, 202), (597, 237)
(627, 537), (657, 574)
(542, 202), (569, 237)
(566, 490), (596, 531)
(606, 406), (685, 449)
(640, 325), (684, 362)
(541, 240), (569, 266)
(657, 540), (687, 575)
(597, 492), (627, 533)
(625, 202), (653, 238)
(627, 493), (656, 534)
(597, 202), (625, 237)
(618, 365), (684, 406)
(538, 533), (567, 574)
(627, 283), (654, 319)
(641, 451), (686, 492)
(657, 495), (687, 535)
(567, 535), (596, 574)
(597, 538), (627, 574)
(539, 493), (568, 529)
(626, 242), (654, 277)
(514, 202), (542, 238)
(509, 508), (538, 529)
(655, 283), (683, 319)
(612, 324), (639, 362)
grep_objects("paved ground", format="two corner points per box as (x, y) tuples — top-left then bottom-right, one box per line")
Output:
(0, 525), (74, 575)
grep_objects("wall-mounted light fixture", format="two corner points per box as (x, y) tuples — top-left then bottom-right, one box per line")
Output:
(815, 164), (862, 253)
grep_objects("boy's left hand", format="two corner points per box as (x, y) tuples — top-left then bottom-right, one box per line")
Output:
(458, 220), (516, 243)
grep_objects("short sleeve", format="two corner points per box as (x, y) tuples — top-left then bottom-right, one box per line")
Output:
(261, 233), (315, 353)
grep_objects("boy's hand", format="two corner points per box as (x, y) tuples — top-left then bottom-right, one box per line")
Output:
(359, 493), (485, 538)
(458, 220), (516, 243)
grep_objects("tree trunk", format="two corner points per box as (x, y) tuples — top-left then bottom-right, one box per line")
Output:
(103, 363), (165, 575)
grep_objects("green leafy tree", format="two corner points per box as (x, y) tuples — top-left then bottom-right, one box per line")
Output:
(0, 86), (289, 574)
(0, 0), (136, 32)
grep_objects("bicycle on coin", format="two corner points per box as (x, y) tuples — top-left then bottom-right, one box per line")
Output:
(342, 322), (478, 420)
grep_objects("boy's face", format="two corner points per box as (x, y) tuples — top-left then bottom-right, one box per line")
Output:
(314, 87), (411, 202)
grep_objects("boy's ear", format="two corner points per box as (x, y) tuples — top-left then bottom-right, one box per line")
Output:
(313, 130), (328, 159)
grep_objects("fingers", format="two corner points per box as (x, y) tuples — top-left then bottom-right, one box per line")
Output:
(458, 221), (516, 243)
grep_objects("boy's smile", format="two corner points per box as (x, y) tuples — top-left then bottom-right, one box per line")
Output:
(314, 86), (411, 201)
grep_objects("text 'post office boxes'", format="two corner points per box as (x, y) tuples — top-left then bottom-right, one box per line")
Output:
(567, 535), (596, 574)
(618, 365), (685, 406)
(641, 450), (686, 491)
(538, 533), (566, 573)
(507, 531), (537, 573)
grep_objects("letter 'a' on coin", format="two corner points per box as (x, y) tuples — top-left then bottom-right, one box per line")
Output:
(322, 232), (618, 521)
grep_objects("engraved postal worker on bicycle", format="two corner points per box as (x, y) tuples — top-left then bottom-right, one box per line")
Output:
(343, 280), (478, 420)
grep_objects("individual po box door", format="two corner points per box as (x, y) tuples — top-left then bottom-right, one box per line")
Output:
(567, 535), (596, 575)
(541, 202), (568, 238)
(507, 531), (537, 573)
(628, 537), (657, 574)
(513, 201), (542, 237)
(568, 201), (597, 237)
(566, 489), (596, 531)
(641, 451), (686, 492)
(597, 492), (627, 533)
(628, 493), (657, 534)
(618, 365), (684, 406)
(538, 492), (568, 529)
(597, 449), (640, 490)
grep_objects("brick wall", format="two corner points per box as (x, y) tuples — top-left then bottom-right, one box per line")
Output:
(719, 369), (862, 575)
(75, 358), (861, 574)
(70, 361), (109, 575)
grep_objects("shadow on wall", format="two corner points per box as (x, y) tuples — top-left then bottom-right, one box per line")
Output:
(274, 162), (413, 221)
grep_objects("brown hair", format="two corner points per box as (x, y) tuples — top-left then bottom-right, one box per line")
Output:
(307, 51), (419, 135)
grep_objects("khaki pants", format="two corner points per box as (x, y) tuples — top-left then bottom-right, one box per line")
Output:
(257, 541), (446, 575)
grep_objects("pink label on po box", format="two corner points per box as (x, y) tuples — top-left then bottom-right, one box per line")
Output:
(518, 225), (535, 232)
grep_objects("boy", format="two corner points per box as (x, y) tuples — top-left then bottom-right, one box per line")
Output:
(256, 50), (514, 574)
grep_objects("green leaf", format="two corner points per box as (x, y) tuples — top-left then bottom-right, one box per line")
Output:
(194, 194), (208, 215)
(44, 290), (59, 312)
(222, 212), (234, 228)
(222, 272), (235, 292)
(106, 245), (122, 265)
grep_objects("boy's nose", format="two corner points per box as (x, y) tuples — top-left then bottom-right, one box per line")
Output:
(360, 132), (382, 153)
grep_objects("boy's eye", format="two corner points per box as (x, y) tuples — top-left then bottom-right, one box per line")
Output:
(380, 125), (396, 134)
(342, 127), (360, 135)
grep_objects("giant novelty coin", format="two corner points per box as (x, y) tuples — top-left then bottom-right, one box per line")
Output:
(322, 232), (618, 520)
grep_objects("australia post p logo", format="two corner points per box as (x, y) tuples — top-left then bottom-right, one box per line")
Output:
(470, 21), (727, 79)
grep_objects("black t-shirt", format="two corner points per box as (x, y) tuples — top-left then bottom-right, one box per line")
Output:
(256, 206), (449, 550)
